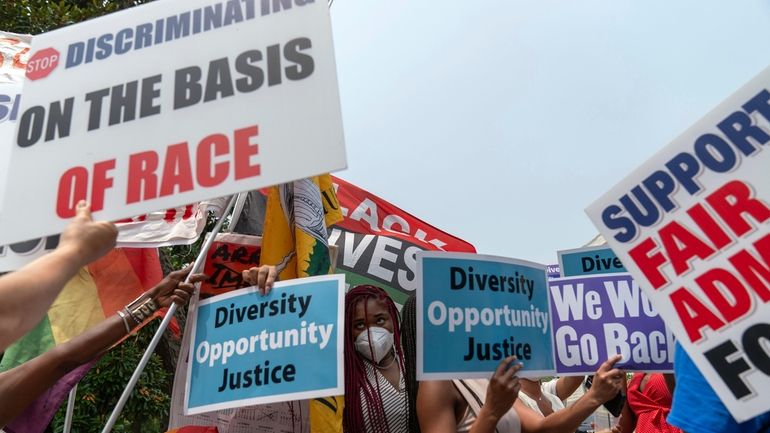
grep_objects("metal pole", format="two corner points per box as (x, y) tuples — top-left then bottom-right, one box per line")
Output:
(226, 192), (248, 233)
(63, 383), (78, 433)
(101, 195), (239, 433)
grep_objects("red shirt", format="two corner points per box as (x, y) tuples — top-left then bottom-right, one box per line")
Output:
(627, 373), (683, 433)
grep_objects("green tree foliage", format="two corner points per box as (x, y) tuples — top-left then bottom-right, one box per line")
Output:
(48, 322), (172, 433)
(1, 0), (153, 34)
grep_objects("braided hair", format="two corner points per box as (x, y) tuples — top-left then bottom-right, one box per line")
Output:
(343, 285), (406, 433)
(400, 294), (421, 433)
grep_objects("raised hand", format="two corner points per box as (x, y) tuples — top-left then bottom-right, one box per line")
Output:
(147, 266), (208, 307)
(588, 354), (625, 404)
(59, 201), (118, 267)
(484, 356), (523, 419)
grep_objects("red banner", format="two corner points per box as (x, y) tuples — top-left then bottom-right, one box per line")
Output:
(330, 176), (475, 304)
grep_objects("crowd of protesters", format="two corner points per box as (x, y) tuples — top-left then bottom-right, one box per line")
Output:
(1, 202), (768, 433)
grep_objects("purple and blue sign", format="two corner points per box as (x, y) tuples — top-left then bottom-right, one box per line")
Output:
(550, 273), (674, 373)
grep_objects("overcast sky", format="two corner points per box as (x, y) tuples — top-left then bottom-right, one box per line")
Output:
(328, 0), (770, 264)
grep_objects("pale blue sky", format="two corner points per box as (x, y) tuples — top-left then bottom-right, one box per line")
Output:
(329, 0), (770, 264)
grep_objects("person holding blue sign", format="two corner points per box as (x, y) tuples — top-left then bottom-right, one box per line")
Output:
(344, 285), (409, 433)
(417, 354), (625, 433)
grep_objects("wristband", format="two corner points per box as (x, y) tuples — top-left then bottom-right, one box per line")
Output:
(125, 295), (159, 324)
(116, 309), (133, 334)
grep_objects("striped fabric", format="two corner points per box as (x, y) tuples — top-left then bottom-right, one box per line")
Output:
(165, 427), (219, 433)
(361, 360), (408, 433)
(0, 248), (163, 433)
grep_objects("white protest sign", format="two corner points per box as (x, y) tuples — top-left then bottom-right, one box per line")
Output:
(0, 0), (346, 246)
(0, 32), (30, 215)
(0, 203), (206, 272)
(587, 66), (770, 421)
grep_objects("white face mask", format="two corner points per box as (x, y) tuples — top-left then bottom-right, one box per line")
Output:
(355, 326), (394, 363)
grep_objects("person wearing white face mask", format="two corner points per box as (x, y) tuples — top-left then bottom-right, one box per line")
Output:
(344, 285), (409, 433)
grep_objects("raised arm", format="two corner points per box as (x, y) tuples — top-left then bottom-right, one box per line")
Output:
(518, 355), (624, 433)
(419, 356), (522, 433)
(0, 201), (117, 351)
(0, 267), (206, 427)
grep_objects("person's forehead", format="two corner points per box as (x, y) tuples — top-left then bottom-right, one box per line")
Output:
(353, 297), (389, 319)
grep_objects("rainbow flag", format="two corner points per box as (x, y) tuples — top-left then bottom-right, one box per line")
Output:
(0, 248), (163, 432)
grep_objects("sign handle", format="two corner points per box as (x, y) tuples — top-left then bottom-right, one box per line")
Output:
(226, 193), (249, 233)
(63, 383), (78, 433)
(101, 194), (239, 433)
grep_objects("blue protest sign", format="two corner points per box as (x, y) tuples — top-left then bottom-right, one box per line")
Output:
(550, 273), (674, 374)
(417, 252), (555, 380)
(185, 274), (344, 415)
(558, 245), (626, 277)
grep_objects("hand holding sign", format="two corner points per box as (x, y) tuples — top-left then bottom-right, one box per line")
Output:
(482, 356), (522, 420)
(146, 265), (207, 307)
(586, 354), (625, 405)
(242, 265), (278, 296)
(58, 200), (117, 267)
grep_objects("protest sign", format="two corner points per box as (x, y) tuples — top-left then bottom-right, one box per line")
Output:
(417, 252), (554, 379)
(328, 176), (476, 304)
(558, 245), (626, 277)
(0, 32), (29, 216)
(587, 66), (770, 421)
(550, 273), (674, 374)
(0, 203), (207, 271)
(185, 274), (344, 415)
(0, 0), (346, 246)
(546, 264), (561, 279)
(199, 232), (262, 298)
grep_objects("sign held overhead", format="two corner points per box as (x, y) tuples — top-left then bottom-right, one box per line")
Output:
(587, 66), (770, 422)
(1, 0), (346, 245)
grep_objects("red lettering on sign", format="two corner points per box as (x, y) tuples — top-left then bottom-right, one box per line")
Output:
(670, 286), (726, 343)
(91, 159), (116, 212)
(159, 142), (194, 197)
(197, 133), (229, 187)
(56, 167), (89, 218)
(234, 125), (260, 180)
(706, 180), (770, 238)
(695, 268), (751, 324)
(127, 151), (160, 204)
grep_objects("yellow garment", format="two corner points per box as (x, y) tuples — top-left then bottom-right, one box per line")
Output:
(260, 174), (344, 432)
(310, 396), (344, 433)
(260, 175), (343, 279)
